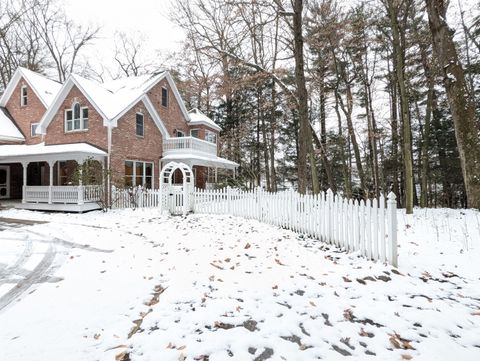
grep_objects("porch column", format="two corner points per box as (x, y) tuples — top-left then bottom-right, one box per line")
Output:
(233, 168), (236, 180)
(77, 160), (84, 205)
(215, 167), (218, 183)
(48, 160), (55, 204)
(21, 161), (29, 204)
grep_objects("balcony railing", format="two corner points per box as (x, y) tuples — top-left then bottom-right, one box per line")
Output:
(163, 136), (217, 156)
(23, 185), (102, 204)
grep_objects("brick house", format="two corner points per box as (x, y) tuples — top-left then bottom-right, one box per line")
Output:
(0, 67), (237, 211)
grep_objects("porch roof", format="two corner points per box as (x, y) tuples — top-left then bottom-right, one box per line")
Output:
(162, 153), (239, 170)
(0, 142), (106, 163)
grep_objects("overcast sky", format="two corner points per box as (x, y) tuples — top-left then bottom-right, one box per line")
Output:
(63, 0), (185, 77)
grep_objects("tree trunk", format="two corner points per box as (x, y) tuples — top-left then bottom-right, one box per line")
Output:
(293, 0), (318, 194)
(386, 0), (414, 213)
(425, 0), (480, 209)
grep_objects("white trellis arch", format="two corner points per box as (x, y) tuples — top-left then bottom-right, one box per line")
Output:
(159, 161), (194, 215)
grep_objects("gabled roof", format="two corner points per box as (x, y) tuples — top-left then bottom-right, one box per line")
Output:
(0, 67), (62, 108)
(38, 71), (191, 138)
(188, 108), (222, 132)
(0, 107), (24, 142)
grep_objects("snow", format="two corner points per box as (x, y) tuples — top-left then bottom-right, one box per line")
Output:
(189, 108), (222, 131)
(163, 153), (239, 169)
(0, 108), (24, 141)
(19, 67), (62, 107)
(72, 72), (166, 120)
(0, 207), (479, 361)
(0, 142), (106, 160)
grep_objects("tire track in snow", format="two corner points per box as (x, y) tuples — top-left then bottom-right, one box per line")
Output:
(0, 244), (56, 312)
(0, 236), (33, 284)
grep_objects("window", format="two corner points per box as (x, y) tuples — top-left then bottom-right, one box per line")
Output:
(31, 123), (39, 137)
(21, 85), (27, 106)
(136, 113), (144, 137)
(161, 87), (168, 107)
(190, 129), (200, 138)
(176, 130), (185, 137)
(124, 161), (153, 188)
(205, 130), (217, 144)
(65, 102), (88, 132)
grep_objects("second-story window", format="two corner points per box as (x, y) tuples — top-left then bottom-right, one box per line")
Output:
(205, 130), (216, 144)
(190, 129), (199, 138)
(21, 85), (27, 106)
(65, 102), (88, 132)
(136, 113), (144, 137)
(161, 87), (168, 107)
(176, 130), (185, 137)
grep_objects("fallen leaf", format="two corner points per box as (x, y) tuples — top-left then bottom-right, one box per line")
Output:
(244, 243), (251, 249)
(401, 355), (413, 360)
(115, 351), (129, 361)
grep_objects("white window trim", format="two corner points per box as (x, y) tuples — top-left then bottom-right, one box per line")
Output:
(31, 122), (40, 137)
(125, 160), (154, 188)
(161, 86), (169, 108)
(136, 112), (144, 137)
(65, 103), (89, 132)
(190, 128), (200, 138)
(20, 85), (27, 106)
(205, 129), (217, 144)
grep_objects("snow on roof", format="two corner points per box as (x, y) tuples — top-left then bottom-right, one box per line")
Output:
(19, 67), (62, 107)
(188, 108), (222, 131)
(163, 153), (238, 169)
(72, 73), (167, 120)
(0, 107), (24, 141)
(102, 72), (166, 93)
(0, 142), (106, 160)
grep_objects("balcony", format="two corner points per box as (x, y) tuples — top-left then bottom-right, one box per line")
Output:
(163, 136), (217, 156)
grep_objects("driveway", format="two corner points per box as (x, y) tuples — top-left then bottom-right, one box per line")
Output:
(0, 218), (63, 312)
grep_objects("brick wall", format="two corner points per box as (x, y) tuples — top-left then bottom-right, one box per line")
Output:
(44, 85), (108, 150)
(111, 100), (163, 188)
(147, 79), (189, 137)
(4, 76), (46, 145)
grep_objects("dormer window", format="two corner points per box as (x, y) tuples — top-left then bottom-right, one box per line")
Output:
(161, 87), (168, 107)
(21, 85), (27, 106)
(65, 102), (88, 132)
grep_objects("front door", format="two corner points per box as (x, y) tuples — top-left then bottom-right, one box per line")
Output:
(0, 165), (10, 199)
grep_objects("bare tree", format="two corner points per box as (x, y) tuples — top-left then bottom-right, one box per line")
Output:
(30, 0), (99, 82)
(425, 0), (480, 209)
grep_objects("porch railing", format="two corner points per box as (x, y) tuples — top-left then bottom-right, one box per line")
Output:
(163, 136), (217, 156)
(24, 185), (102, 204)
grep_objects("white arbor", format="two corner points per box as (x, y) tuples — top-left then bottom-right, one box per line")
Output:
(159, 161), (194, 215)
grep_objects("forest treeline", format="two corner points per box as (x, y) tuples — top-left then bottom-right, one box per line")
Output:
(1, 0), (479, 211)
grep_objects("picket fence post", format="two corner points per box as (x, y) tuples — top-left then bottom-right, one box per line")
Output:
(387, 192), (398, 267)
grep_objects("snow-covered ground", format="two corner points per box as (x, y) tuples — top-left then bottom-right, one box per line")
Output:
(0, 207), (479, 361)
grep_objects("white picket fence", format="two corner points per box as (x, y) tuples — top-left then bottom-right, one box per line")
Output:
(111, 186), (162, 209)
(193, 187), (398, 266)
(110, 185), (398, 266)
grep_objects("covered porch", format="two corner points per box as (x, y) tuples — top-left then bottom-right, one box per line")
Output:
(0, 143), (106, 212)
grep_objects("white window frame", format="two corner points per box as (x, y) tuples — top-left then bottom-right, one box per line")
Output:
(161, 86), (169, 108)
(205, 130), (217, 144)
(125, 160), (154, 188)
(31, 122), (40, 137)
(136, 112), (144, 137)
(190, 128), (200, 138)
(65, 102), (89, 132)
(20, 85), (27, 106)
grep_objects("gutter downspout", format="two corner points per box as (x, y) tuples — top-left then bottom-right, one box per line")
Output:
(107, 121), (112, 208)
